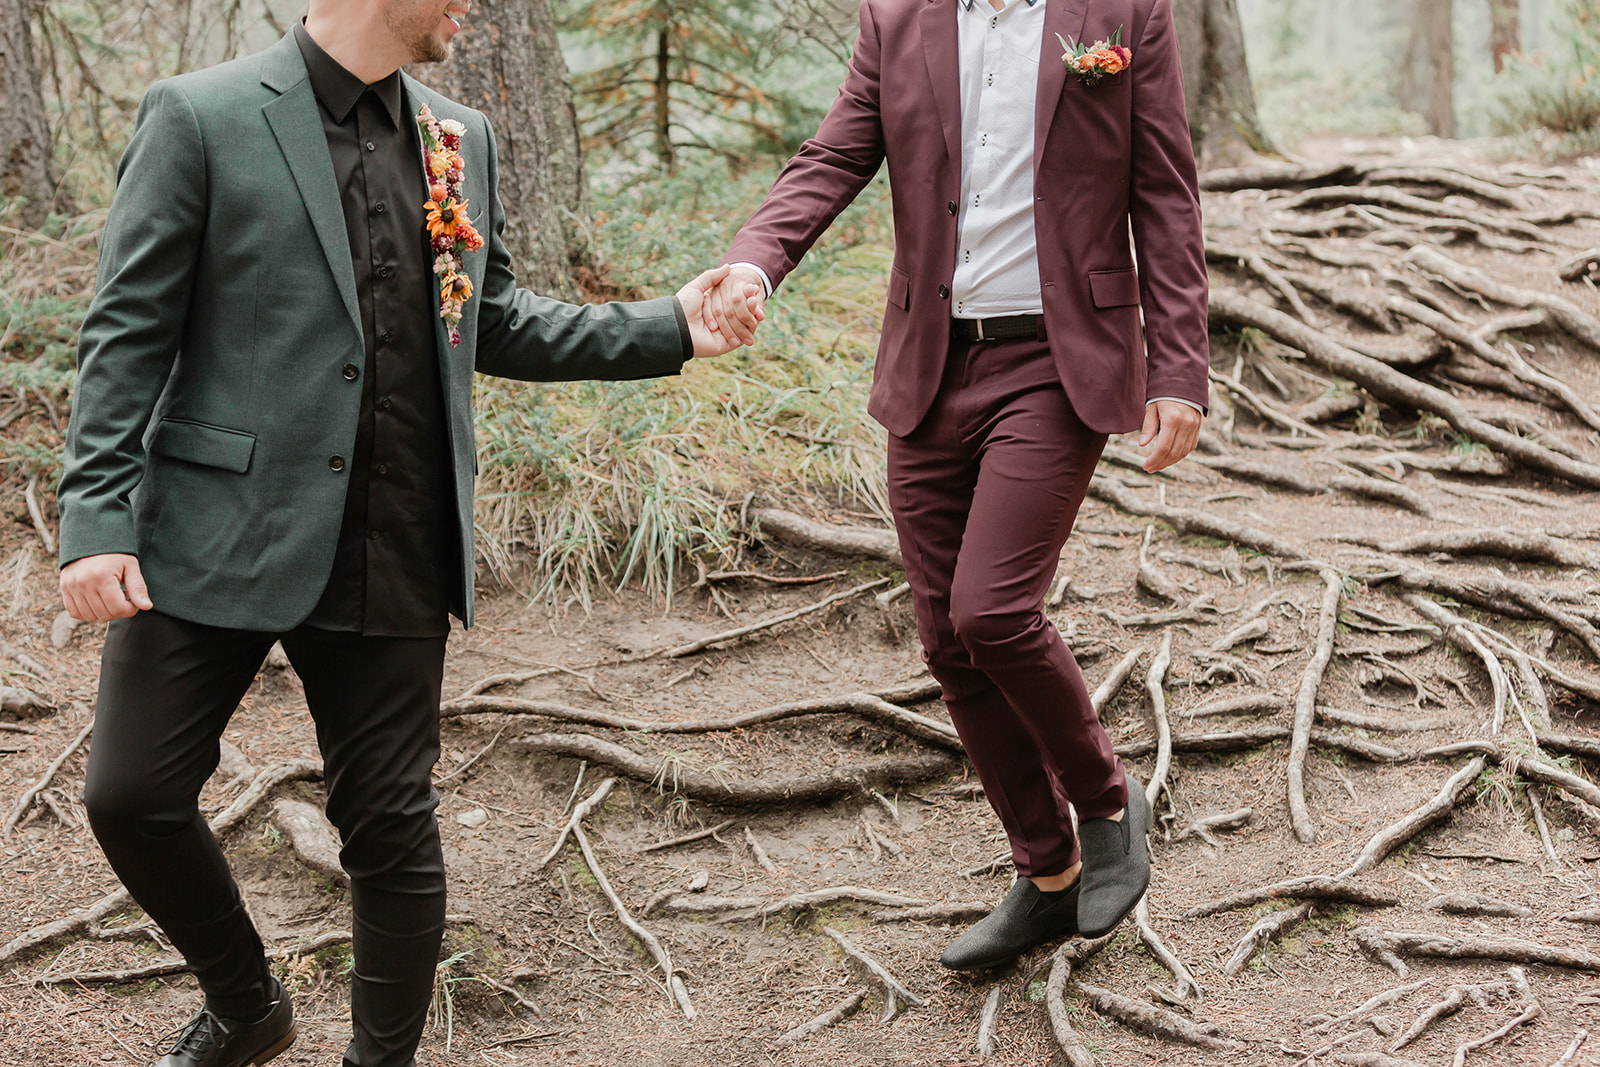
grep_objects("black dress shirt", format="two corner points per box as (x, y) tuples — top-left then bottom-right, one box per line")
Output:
(295, 24), (455, 637)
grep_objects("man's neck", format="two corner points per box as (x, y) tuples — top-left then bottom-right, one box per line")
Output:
(302, 13), (405, 85)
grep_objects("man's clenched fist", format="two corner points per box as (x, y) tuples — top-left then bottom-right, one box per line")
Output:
(60, 553), (153, 622)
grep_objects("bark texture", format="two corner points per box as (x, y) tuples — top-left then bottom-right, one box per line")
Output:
(0, 0), (57, 226)
(1396, 0), (1455, 137)
(1173, 0), (1273, 168)
(413, 0), (592, 300)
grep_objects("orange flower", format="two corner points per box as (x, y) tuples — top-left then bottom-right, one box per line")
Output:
(459, 221), (484, 252)
(429, 182), (448, 202)
(1097, 50), (1127, 74)
(428, 148), (454, 179)
(426, 198), (463, 239)
(441, 272), (473, 303)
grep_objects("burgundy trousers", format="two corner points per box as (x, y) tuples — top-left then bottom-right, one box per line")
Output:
(887, 334), (1128, 877)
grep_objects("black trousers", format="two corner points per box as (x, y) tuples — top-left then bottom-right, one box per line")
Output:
(83, 610), (448, 1067)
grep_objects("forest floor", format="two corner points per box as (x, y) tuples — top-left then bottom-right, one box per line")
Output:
(2, 136), (1600, 1067)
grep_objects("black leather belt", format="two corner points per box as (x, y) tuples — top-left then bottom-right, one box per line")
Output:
(951, 314), (1046, 343)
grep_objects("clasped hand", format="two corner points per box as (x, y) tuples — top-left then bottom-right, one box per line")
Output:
(677, 265), (767, 358)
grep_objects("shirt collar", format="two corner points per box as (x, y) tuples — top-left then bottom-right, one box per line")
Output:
(293, 21), (404, 128)
(958, 0), (1039, 10)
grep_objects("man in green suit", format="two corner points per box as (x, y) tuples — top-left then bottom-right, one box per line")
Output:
(55, 1), (759, 1064)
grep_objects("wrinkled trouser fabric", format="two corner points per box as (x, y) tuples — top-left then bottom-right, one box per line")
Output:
(85, 610), (447, 1067)
(887, 334), (1129, 877)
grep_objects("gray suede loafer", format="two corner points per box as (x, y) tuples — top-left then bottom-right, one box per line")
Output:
(939, 875), (1080, 971)
(1076, 774), (1152, 939)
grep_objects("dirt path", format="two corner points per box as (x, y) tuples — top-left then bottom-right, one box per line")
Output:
(3, 142), (1599, 1066)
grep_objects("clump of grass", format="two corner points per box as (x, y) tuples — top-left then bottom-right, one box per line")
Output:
(475, 155), (894, 607)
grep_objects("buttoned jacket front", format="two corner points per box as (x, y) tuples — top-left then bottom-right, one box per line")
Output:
(724, 0), (1209, 438)
(59, 31), (687, 630)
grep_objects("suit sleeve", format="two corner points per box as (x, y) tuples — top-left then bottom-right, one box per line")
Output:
(472, 117), (688, 382)
(721, 0), (888, 290)
(1128, 0), (1209, 411)
(57, 80), (207, 568)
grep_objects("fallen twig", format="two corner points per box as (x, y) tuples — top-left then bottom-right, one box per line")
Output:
(662, 579), (890, 658)
(637, 819), (735, 854)
(4, 713), (93, 837)
(537, 777), (616, 869)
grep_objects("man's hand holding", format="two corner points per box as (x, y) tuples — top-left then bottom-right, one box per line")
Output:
(1138, 400), (1202, 473)
(60, 553), (152, 622)
(677, 266), (764, 359)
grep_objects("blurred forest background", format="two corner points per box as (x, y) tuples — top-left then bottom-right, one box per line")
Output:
(1, 0), (1598, 602)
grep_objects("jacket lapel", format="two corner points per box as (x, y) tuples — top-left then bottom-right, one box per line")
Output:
(258, 34), (362, 340)
(1035, 0), (1090, 175)
(920, 0), (962, 170)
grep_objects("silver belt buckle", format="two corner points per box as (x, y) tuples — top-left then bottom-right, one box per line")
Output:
(974, 318), (987, 342)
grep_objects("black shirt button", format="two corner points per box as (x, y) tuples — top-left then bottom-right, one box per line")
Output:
(374, 202), (386, 214)
(365, 140), (377, 152)
(380, 397), (393, 411)
(381, 331), (394, 344)
(369, 529), (382, 541)
(938, 284), (950, 299)
(377, 464), (389, 476)
(329, 456), (345, 472)
(947, 200), (958, 215)
(378, 265), (393, 279)
(342, 363), (359, 381)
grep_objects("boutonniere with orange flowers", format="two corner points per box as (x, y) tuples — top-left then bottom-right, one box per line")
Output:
(1058, 26), (1132, 87)
(417, 104), (484, 347)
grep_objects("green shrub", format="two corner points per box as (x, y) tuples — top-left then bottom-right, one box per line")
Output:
(1491, 0), (1600, 155)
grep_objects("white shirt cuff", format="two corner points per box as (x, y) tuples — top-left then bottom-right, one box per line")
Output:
(728, 262), (774, 298)
(1147, 396), (1205, 415)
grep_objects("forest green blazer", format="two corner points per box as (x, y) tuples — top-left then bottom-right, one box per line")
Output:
(59, 31), (687, 630)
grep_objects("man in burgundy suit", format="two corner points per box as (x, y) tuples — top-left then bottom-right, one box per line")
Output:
(707, 0), (1208, 967)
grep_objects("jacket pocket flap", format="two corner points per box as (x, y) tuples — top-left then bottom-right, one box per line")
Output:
(887, 267), (911, 311)
(149, 418), (256, 474)
(1089, 268), (1141, 309)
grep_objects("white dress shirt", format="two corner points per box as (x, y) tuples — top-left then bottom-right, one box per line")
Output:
(949, 0), (1045, 318)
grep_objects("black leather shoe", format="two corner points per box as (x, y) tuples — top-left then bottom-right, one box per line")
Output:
(155, 979), (296, 1067)
(939, 875), (1080, 971)
(1077, 774), (1152, 939)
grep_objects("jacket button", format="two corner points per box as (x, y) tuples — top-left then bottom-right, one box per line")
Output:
(342, 363), (359, 381)
(329, 456), (345, 472)
(947, 200), (957, 215)
(938, 284), (950, 299)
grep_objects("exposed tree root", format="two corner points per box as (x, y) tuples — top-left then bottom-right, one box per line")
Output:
(1345, 529), (1593, 568)
(1169, 807), (1254, 846)
(1450, 967), (1540, 1067)
(33, 929), (358, 987)
(4, 714), (92, 837)
(0, 757), (322, 971)
(445, 687), (961, 752)
(1309, 977), (1435, 1034)
(1416, 740), (1600, 811)
(1209, 289), (1600, 489)
(1407, 246), (1600, 354)
(823, 926), (924, 1013)
(1074, 982), (1241, 1050)
(1089, 475), (1315, 560)
(662, 578), (889, 658)
(1045, 935), (1117, 1067)
(976, 983), (1003, 1056)
(1289, 569), (1343, 843)
(1186, 693), (1286, 718)
(777, 988), (867, 1045)
(1224, 901), (1314, 976)
(511, 732), (957, 805)
(748, 507), (901, 565)
(1561, 908), (1600, 926)
(1115, 725), (1405, 764)
(537, 776), (616, 868)
(1389, 982), (1480, 1051)
(637, 819), (735, 853)
(1193, 452), (1433, 515)
(872, 902), (991, 925)
(271, 799), (347, 888)
(648, 886), (928, 920)
(1426, 893), (1532, 919)
(559, 777), (695, 1018)
(1355, 928), (1600, 978)
(1184, 876), (1400, 920)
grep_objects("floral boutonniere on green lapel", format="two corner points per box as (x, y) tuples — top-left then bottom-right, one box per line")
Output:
(417, 104), (484, 348)
(1058, 26), (1132, 87)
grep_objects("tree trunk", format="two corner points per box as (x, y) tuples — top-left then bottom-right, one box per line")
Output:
(412, 0), (591, 300)
(1172, 0), (1273, 169)
(654, 28), (676, 174)
(1489, 0), (1520, 73)
(0, 0), (57, 226)
(1397, 0), (1455, 137)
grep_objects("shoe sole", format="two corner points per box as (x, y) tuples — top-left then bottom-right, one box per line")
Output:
(248, 1024), (296, 1066)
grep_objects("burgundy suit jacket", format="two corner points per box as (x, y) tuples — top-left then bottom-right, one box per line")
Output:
(724, 0), (1209, 438)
